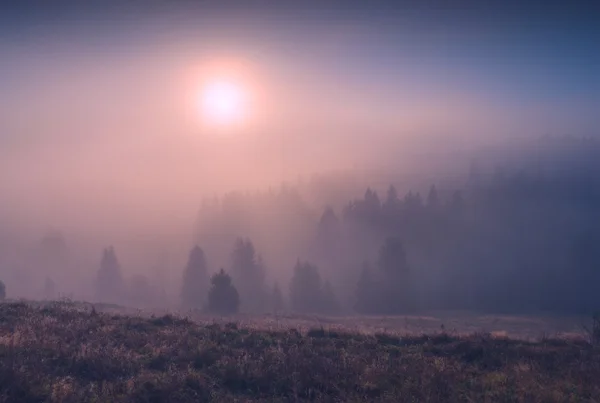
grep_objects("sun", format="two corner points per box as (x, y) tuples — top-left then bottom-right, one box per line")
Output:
(183, 57), (263, 132)
(199, 79), (247, 126)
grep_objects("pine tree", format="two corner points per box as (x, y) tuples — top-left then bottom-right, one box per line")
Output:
(377, 237), (412, 313)
(364, 188), (381, 210)
(181, 245), (209, 309)
(317, 207), (340, 240)
(380, 185), (401, 228)
(289, 260), (323, 313)
(385, 185), (399, 208)
(427, 185), (439, 208)
(450, 190), (465, 215)
(95, 246), (124, 304)
(207, 269), (240, 315)
(315, 207), (342, 268)
(231, 237), (267, 312)
(403, 191), (424, 212)
(364, 188), (382, 224)
(378, 237), (409, 276)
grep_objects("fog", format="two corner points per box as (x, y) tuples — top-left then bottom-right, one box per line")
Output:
(1, 1), (599, 314)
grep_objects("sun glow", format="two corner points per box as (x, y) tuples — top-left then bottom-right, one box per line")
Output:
(200, 79), (246, 125)
(183, 57), (265, 133)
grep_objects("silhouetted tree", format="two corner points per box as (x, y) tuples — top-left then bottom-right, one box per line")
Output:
(181, 245), (209, 309)
(0, 280), (5, 300)
(449, 190), (465, 216)
(403, 191), (424, 213)
(316, 206), (341, 247)
(378, 236), (409, 276)
(344, 188), (383, 226)
(230, 238), (267, 312)
(379, 185), (402, 230)
(382, 185), (401, 217)
(354, 263), (378, 314)
(95, 246), (124, 304)
(317, 207), (340, 238)
(427, 185), (439, 208)
(364, 188), (381, 211)
(363, 188), (382, 226)
(186, 143), (600, 315)
(315, 206), (342, 268)
(289, 260), (323, 313)
(377, 237), (412, 313)
(207, 269), (240, 315)
(385, 185), (399, 207)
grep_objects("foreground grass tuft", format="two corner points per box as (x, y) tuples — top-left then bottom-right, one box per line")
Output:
(1, 302), (599, 402)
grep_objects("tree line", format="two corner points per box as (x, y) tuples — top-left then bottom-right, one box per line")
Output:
(93, 160), (600, 315)
(92, 237), (342, 315)
(3, 136), (599, 314)
(193, 166), (600, 315)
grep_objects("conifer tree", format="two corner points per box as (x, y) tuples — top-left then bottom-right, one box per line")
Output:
(377, 237), (412, 313)
(427, 185), (439, 208)
(95, 246), (124, 304)
(181, 245), (209, 309)
(207, 268), (240, 315)
(289, 260), (323, 313)
(231, 237), (267, 312)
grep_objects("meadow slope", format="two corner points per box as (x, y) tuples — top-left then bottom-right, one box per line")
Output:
(1, 302), (599, 402)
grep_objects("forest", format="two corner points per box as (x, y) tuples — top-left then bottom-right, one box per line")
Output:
(2, 136), (598, 316)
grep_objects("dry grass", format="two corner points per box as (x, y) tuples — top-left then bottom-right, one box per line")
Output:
(179, 310), (588, 342)
(1, 301), (599, 402)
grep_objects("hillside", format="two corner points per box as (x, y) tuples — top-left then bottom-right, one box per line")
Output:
(1, 302), (599, 402)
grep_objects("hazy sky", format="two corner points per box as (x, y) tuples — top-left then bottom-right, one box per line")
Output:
(1, 0), (599, 231)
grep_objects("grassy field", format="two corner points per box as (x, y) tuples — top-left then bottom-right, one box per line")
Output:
(1, 301), (599, 402)
(183, 310), (589, 341)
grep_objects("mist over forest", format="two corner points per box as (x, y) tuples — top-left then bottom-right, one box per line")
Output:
(1, 0), (599, 318)
(1, 135), (599, 315)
